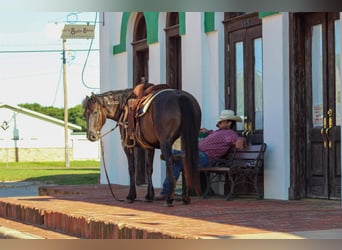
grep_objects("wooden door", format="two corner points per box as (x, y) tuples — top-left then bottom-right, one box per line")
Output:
(303, 13), (341, 199)
(225, 13), (263, 142)
(224, 13), (263, 195)
(132, 13), (149, 185)
(165, 12), (182, 90)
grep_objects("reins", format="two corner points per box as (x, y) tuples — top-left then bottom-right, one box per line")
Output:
(99, 122), (124, 202)
(98, 112), (147, 203)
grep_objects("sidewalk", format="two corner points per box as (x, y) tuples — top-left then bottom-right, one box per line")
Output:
(1, 183), (342, 239)
(0, 181), (40, 197)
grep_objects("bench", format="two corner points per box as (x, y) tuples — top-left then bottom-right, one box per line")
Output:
(199, 143), (267, 200)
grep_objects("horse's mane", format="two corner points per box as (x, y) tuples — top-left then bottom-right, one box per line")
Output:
(83, 88), (134, 109)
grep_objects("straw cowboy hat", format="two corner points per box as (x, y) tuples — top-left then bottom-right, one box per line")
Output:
(216, 109), (242, 125)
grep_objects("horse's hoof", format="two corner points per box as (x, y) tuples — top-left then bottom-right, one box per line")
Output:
(144, 194), (154, 202)
(164, 199), (175, 207)
(182, 197), (191, 205)
(125, 198), (135, 203)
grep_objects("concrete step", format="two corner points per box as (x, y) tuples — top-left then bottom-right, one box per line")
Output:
(0, 217), (78, 239)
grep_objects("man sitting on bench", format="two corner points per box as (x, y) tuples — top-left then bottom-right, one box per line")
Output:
(157, 109), (245, 199)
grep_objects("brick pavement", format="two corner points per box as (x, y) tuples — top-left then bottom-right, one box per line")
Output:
(0, 184), (342, 239)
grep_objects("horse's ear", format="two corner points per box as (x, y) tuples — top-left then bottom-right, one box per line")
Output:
(91, 93), (97, 102)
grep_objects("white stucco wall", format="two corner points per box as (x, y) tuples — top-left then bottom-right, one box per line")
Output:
(99, 12), (134, 185)
(201, 12), (225, 129)
(262, 13), (290, 200)
(99, 12), (310, 200)
(182, 13), (203, 103)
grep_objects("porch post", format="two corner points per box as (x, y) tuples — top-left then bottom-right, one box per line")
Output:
(262, 13), (290, 200)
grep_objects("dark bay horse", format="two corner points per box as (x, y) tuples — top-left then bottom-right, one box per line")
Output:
(83, 84), (201, 206)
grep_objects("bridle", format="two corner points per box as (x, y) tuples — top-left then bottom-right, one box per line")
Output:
(88, 94), (125, 139)
(86, 92), (141, 202)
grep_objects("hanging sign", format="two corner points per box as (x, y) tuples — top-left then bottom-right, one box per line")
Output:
(61, 24), (95, 39)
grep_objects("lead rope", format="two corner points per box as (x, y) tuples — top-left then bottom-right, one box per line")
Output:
(98, 111), (145, 203)
(98, 111), (126, 202)
(99, 135), (124, 202)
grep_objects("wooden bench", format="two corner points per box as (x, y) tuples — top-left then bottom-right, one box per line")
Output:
(199, 143), (267, 200)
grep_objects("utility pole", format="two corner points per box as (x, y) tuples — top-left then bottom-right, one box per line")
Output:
(62, 39), (70, 168)
(61, 23), (95, 168)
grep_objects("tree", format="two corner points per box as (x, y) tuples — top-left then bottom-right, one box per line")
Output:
(18, 103), (86, 131)
(69, 105), (86, 131)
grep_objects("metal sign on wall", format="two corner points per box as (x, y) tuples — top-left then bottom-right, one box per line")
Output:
(61, 24), (95, 39)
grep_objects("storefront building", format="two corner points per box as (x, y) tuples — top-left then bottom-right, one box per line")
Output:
(98, 12), (342, 201)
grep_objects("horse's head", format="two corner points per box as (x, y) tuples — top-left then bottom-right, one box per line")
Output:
(82, 93), (107, 141)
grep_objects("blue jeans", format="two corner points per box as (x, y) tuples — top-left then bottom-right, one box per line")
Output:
(161, 149), (209, 195)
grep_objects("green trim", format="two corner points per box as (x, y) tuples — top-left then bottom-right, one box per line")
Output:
(113, 12), (130, 54)
(113, 12), (159, 54)
(204, 12), (215, 33)
(259, 12), (278, 19)
(113, 12), (188, 54)
(144, 12), (159, 44)
(179, 12), (186, 35)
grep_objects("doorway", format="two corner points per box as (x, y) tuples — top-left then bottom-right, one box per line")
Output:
(132, 12), (149, 185)
(290, 12), (341, 199)
(224, 13), (263, 143)
(165, 12), (182, 89)
(224, 13), (263, 195)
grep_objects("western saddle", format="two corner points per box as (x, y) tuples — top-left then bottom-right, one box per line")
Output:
(123, 82), (171, 149)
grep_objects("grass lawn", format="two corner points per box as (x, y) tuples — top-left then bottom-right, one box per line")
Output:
(0, 161), (100, 185)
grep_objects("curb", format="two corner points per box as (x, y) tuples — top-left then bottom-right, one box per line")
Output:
(0, 225), (44, 239)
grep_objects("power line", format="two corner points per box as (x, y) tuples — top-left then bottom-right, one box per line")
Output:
(52, 63), (63, 106)
(0, 49), (99, 54)
(80, 12), (100, 90)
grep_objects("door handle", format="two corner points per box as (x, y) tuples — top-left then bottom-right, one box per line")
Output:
(321, 116), (327, 148)
(325, 128), (332, 148)
(327, 108), (333, 148)
(242, 116), (248, 135)
(246, 121), (253, 135)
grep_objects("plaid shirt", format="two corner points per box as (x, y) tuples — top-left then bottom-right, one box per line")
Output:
(199, 129), (239, 160)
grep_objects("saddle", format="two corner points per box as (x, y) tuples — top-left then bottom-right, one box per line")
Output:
(123, 83), (171, 148)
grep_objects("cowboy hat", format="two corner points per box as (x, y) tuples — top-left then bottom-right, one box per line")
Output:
(216, 109), (242, 124)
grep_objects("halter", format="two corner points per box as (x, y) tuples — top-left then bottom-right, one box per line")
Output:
(89, 92), (126, 139)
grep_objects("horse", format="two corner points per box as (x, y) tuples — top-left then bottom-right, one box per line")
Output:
(82, 84), (202, 206)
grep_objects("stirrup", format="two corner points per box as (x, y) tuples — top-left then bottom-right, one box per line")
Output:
(124, 138), (136, 148)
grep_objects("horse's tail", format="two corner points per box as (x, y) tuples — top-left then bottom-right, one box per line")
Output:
(178, 94), (201, 195)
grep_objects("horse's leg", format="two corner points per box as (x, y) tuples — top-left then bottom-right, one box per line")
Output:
(124, 147), (136, 203)
(144, 148), (155, 202)
(182, 158), (193, 205)
(160, 142), (176, 207)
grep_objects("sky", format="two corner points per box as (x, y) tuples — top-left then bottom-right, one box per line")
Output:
(0, 12), (100, 108)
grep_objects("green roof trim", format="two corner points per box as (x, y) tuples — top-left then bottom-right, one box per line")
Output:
(204, 12), (215, 33)
(179, 12), (186, 35)
(113, 12), (130, 54)
(259, 12), (278, 19)
(144, 12), (159, 44)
